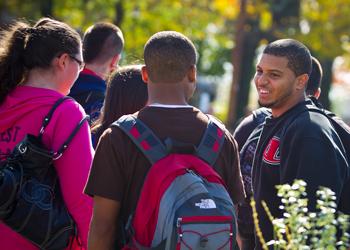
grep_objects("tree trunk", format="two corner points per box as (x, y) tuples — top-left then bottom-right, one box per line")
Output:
(226, 0), (247, 130)
(319, 58), (333, 110)
(227, 0), (301, 130)
(40, 0), (53, 17)
(114, 0), (124, 27)
(235, 32), (260, 124)
(227, 0), (261, 130)
(0, 2), (12, 26)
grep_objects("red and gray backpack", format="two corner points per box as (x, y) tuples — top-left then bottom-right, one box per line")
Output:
(114, 115), (239, 250)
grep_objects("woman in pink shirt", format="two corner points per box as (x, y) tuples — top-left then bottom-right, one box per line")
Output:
(0, 18), (93, 249)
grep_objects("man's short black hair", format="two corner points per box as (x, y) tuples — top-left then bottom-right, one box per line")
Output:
(83, 22), (124, 64)
(144, 31), (197, 84)
(306, 56), (323, 96)
(263, 38), (312, 77)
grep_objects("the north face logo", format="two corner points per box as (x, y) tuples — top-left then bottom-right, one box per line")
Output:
(263, 136), (280, 165)
(195, 199), (217, 209)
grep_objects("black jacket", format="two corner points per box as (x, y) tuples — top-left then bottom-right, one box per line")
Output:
(252, 100), (349, 248)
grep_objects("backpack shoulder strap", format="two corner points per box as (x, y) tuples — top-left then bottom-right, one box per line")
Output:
(37, 96), (89, 159)
(53, 115), (89, 159)
(240, 122), (264, 156)
(196, 115), (226, 166)
(252, 108), (270, 125)
(112, 115), (168, 164)
(305, 104), (350, 135)
(39, 96), (73, 137)
(305, 105), (349, 157)
(240, 109), (269, 156)
(305, 104), (350, 214)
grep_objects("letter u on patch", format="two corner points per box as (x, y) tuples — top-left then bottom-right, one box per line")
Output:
(263, 136), (281, 165)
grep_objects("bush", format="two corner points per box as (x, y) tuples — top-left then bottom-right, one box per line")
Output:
(251, 179), (350, 249)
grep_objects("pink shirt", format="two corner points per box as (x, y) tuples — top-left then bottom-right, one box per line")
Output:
(0, 86), (94, 249)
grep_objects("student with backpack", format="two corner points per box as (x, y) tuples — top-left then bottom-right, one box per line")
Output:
(251, 39), (349, 249)
(85, 31), (245, 249)
(0, 18), (94, 249)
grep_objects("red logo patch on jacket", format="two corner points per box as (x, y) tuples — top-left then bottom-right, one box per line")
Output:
(263, 136), (280, 165)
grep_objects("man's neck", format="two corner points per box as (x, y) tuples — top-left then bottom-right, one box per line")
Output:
(147, 82), (190, 106)
(270, 93), (306, 118)
(147, 98), (189, 106)
(148, 103), (192, 108)
(84, 64), (108, 80)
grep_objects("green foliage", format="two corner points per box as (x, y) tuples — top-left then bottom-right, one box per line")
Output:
(0, 0), (239, 76)
(118, 1), (234, 73)
(252, 180), (350, 249)
(1, 0), (43, 22)
(3, 0), (350, 72)
(2, 0), (350, 122)
(299, 0), (350, 59)
(274, 180), (310, 248)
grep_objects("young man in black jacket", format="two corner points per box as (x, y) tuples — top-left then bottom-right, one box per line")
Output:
(233, 55), (336, 250)
(252, 39), (349, 249)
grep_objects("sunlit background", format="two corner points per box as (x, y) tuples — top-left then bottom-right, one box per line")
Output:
(1, 0), (349, 129)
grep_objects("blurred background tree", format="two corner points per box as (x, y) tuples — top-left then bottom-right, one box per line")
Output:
(1, 0), (349, 130)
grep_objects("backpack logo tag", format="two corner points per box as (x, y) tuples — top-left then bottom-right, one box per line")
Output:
(195, 199), (217, 209)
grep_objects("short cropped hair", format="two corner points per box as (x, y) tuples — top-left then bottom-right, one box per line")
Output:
(263, 38), (312, 77)
(83, 22), (124, 64)
(306, 56), (323, 96)
(144, 31), (197, 83)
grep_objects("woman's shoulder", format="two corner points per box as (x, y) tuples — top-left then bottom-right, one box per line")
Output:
(42, 97), (89, 146)
(56, 97), (86, 116)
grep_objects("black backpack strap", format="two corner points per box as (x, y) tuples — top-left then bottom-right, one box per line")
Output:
(196, 115), (226, 166)
(240, 122), (264, 157)
(36, 96), (88, 160)
(113, 115), (168, 164)
(252, 108), (270, 125)
(305, 104), (350, 213)
(240, 109), (269, 158)
(305, 105), (349, 159)
(38, 96), (73, 139)
(53, 115), (89, 160)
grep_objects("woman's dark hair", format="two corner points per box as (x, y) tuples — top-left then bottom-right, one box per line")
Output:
(92, 65), (148, 145)
(0, 17), (81, 103)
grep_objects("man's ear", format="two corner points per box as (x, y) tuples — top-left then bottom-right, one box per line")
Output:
(187, 65), (196, 83)
(109, 54), (120, 72)
(141, 65), (149, 83)
(296, 73), (309, 90)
